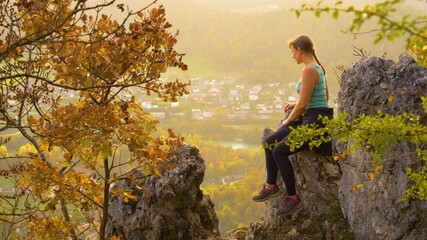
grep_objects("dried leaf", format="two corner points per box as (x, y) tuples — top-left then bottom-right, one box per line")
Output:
(59, 161), (69, 168)
(374, 165), (383, 172)
(369, 172), (376, 181)
(350, 183), (365, 192)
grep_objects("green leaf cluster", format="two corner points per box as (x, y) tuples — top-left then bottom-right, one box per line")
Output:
(286, 97), (427, 201)
(294, 0), (427, 67)
(403, 167), (427, 201)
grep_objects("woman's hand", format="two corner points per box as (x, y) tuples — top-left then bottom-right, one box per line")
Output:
(281, 119), (289, 126)
(284, 102), (296, 113)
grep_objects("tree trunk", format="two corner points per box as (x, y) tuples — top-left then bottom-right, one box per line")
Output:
(60, 198), (78, 240)
(99, 158), (110, 240)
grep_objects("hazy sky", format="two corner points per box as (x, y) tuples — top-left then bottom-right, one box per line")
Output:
(104, 0), (421, 91)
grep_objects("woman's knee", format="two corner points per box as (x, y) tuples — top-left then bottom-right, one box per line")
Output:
(263, 135), (282, 150)
(272, 143), (292, 160)
(263, 127), (290, 146)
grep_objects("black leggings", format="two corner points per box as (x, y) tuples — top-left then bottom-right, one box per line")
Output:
(263, 107), (333, 196)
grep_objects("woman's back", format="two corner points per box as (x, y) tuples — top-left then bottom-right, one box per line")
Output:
(295, 64), (329, 109)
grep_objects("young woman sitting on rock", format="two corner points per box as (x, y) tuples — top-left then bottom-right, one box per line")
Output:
(252, 34), (333, 216)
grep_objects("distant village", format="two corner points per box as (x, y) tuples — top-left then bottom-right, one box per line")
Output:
(137, 76), (299, 121)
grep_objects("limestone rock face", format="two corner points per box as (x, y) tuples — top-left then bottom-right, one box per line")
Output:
(338, 53), (427, 240)
(106, 145), (220, 240)
(339, 52), (427, 119)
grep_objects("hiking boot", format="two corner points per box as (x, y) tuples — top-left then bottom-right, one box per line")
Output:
(252, 184), (281, 202)
(276, 194), (302, 216)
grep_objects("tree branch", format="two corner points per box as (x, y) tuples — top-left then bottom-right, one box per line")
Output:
(0, 73), (148, 91)
(297, 5), (427, 41)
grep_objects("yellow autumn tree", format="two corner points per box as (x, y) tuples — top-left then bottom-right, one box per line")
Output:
(0, 0), (188, 239)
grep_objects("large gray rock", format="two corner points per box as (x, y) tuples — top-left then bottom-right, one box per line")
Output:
(339, 52), (427, 118)
(106, 145), (220, 240)
(338, 52), (427, 240)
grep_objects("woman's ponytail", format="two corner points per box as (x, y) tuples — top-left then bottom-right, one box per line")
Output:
(312, 49), (326, 75)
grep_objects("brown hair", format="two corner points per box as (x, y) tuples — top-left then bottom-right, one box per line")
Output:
(288, 35), (326, 75)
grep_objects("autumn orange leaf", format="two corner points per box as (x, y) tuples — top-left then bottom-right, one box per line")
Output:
(369, 172), (376, 181)
(350, 183), (365, 192)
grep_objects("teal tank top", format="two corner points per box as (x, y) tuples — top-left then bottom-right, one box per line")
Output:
(295, 64), (329, 108)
